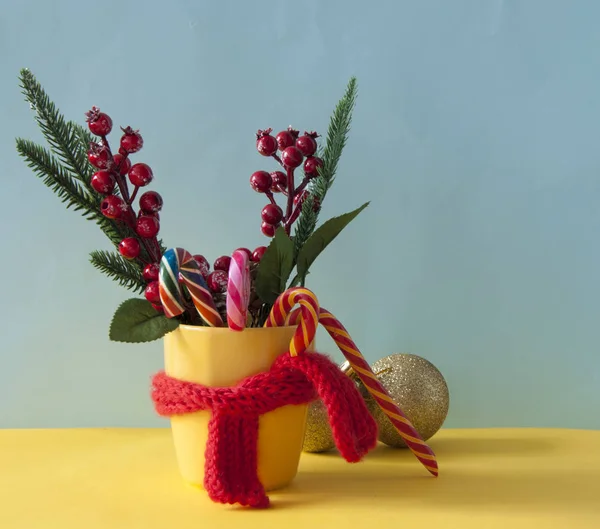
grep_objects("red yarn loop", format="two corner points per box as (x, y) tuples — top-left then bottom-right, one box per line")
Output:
(151, 351), (377, 508)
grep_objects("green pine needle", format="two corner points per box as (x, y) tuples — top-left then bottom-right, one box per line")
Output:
(16, 138), (97, 215)
(16, 137), (125, 247)
(19, 68), (94, 190)
(90, 250), (146, 293)
(293, 76), (358, 259)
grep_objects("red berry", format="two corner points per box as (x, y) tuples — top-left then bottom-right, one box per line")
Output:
(251, 246), (267, 262)
(100, 195), (126, 219)
(138, 210), (160, 221)
(143, 263), (160, 281)
(276, 127), (299, 151)
(296, 132), (319, 157)
(312, 196), (321, 212)
(270, 171), (287, 192)
(214, 255), (232, 272)
(261, 221), (277, 237)
(85, 107), (113, 136)
(113, 153), (131, 176)
(90, 170), (115, 194)
(294, 190), (306, 206)
(293, 190), (321, 212)
(207, 270), (228, 293)
(152, 302), (164, 313)
(128, 163), (153, 187)
(136, 215), (160, 238)
(120, 126), (143, 153)
(87, 143), (111, 168)
(282, 146), (303, 168)
(261, 204), (283, 224)
(144, 281), (161, 303)
(139, 190), (163, 213)
(250, 170), (272, 193)
(192, 254), (210, 278)
(304, 156), (323, 178)
(256, 129), (278, 156)
(235, 248), (252, 259)
(119, 237), (141, 259)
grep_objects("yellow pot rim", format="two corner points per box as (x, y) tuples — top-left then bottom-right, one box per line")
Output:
(175, 324), (298, 334)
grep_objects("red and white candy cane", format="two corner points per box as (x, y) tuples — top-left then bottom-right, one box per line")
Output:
(226, 249), (251, 331)
(264, 287), (319, 356)
(269, 287), (439, 476)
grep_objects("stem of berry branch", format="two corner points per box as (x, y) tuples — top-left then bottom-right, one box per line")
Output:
(115, 154), (128, 181)
(128, 185), (139, 206)
(295, 176), (311, 196)
(266, 190), (277, 206)
(272, 153), (285, 169)
(285, 201), (302, 232)
(152, 238), (162, 260)
(100, 135), (159, 264)
(285, 167), (295, 235)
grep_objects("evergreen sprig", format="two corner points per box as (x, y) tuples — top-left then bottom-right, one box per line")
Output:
(89, 250), (146, 293)
(16, 68), (145, 290)
(293, 77), (358, 258)
(16, 138), (98, 216)
(18, 68), (94, 189)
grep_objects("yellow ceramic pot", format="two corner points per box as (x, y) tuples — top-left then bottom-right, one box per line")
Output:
(163, 324), (310, 491)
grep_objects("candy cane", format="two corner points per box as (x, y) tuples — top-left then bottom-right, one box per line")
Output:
(159, 248), (223, 327)
(264, 287), (319, 356)
(271, 292), (438, 476)
(226, 249), (251, 331)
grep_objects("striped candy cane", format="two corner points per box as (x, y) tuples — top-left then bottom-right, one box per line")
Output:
(270, 289), (438, 476)
(159, 248), (224, 327)
(265, 287), (319, 356)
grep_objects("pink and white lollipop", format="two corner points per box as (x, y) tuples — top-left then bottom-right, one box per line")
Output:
(226, 249), (251, 331)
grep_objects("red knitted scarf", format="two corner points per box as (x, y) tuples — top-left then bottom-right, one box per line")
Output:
(151, 351), (377, 508)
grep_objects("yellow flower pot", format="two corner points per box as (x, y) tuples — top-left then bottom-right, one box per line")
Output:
(163, 324), (310, 491)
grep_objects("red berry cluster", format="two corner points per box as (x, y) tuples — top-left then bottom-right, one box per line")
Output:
(191, 246), (266, 289)
(85, 106), (164, 311)
(251, 127), (322, 237)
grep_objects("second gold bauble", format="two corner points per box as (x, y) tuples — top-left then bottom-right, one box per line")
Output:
(361, 354), (449, 448)
(302, 399), (335, 453)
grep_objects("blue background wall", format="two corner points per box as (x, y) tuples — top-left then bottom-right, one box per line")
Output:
(1, 0), (599, 429)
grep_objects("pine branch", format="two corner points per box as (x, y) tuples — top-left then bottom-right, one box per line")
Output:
(16, 138), (125, 247)
(293, 77), (358, 257)
(89, 250), (146, 293)
(19, 68), (94, 191)
(16, 139), (97, 215)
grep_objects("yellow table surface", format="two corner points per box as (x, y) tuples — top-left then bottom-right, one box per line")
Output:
(1, 428), (599, 528)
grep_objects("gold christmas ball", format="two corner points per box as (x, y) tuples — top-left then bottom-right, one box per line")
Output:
(302, 399), (335, 453)
(360, 354), (449, 448)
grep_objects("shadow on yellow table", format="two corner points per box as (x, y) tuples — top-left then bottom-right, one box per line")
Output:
(1, 428), (599, 528)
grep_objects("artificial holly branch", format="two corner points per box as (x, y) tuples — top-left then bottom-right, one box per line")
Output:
(16, 69), (149, 293)
(17, 69), (368, 340)
(251, 77), (368, 308)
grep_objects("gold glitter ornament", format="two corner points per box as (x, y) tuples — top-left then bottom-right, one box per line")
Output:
(302, 399), (335, 453)
(353, 354), (449, 448)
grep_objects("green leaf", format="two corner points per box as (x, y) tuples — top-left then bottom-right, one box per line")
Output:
(109, 298), (180, 343)
(288, 271), (310, 289)
(255, 227), (294, 304)
(296, 202), (369, 280)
